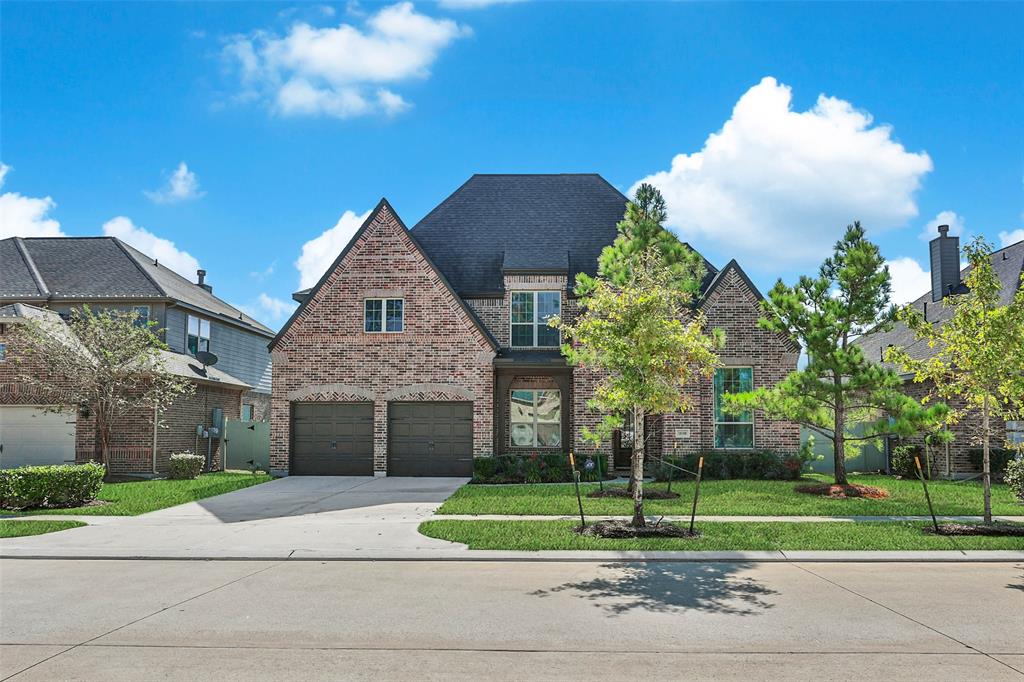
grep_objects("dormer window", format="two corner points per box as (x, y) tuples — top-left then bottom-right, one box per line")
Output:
(511, 291), (560, 347)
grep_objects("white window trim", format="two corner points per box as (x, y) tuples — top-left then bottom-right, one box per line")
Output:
(713, 366), (755, 450)
(509, 388), (562, 448)
(186, 314), (211, 354)
(509, 290), (561, 348)
(364, 298), (404, 334)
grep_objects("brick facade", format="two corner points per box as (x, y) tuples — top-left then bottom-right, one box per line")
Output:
(269, 201), (496, 475)
(1, 318), (244, 475)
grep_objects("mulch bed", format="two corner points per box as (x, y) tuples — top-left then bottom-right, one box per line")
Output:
(794, 483), (891, 500)
(587, 487), (681, 500)
(923, 522), (1024, 537)
(577, 519), (701, 539)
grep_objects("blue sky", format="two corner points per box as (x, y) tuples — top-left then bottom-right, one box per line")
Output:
(2, 1), (1021, 327)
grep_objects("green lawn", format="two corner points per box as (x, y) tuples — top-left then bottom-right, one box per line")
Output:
(437, 474), (1023, 517)
(0, 520), (86, 538)
(420, 519), (1024, 551)
(9, 471), (272, 516)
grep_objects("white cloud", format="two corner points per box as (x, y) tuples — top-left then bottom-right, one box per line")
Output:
(295, 209), (370, 288)
(249, 262), (276, 281)
(238, 293), (297, 326)
(102, 216), (201, 278)
(634, 77), (933, 266)
(919, 210), (964, 241)
(438, 0), (523, 8)
(0, 163), (66, 238)
(223, 2), (469, 120)
(999, 229), (1024, 247)
(886, 257), (932, 306)
(144, 162), (205, 204)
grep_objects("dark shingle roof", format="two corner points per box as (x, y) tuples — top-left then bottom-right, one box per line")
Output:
(856, 239), (1024, 367)
(0, 239), (47, 298)
(410, 174), (633, 295)
(0, 237), (273, 336)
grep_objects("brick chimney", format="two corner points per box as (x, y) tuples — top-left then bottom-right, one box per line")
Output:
(196, 269), (213, 293)
(929, 225), (959, 302)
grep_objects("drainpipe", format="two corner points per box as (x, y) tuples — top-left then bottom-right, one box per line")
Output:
(152, 406), (159, 475)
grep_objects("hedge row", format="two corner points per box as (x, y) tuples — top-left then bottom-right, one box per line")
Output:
(0, 463), (105, 511)
(967, 448), (1017, 477)
(651, 449), (814, 482)
(473, 453), (611, 484)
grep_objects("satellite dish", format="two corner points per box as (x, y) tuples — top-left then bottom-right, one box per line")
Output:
(195, 350), (219, 367)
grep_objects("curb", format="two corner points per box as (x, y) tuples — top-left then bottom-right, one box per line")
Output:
(2, 550), (1022, 562)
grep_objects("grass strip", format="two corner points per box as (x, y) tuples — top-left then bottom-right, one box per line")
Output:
(9, 471), (272, 516)
(0, 520), (86, 538)
(420, 519), (1024, 551)
(437, 474), (1022, 517)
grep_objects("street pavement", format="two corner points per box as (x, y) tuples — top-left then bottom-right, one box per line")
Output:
(1, 558), (1021, 681)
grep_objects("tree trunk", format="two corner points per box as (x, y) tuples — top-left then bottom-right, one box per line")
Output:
(630, 406), (646, 527)
(982, 395), (992, 525)
(833, 407), (848, 486)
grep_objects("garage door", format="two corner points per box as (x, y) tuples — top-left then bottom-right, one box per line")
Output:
(291, 402), (373, 476)
(0, 406), (76, 469)
(388, 402), (473, 476)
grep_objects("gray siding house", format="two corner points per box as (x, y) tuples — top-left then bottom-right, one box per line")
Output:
(0, 236), (274, 419)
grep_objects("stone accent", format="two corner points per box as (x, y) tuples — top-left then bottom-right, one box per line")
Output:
(269, 202), (496, 475)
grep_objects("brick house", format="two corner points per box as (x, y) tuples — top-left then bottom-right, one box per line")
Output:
(855, 228), (1024, 477)
(269, 174), (800, 477)
(0, 235), (273, 474)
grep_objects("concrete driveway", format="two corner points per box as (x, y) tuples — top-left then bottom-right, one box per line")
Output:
(0, 476), (469, 559)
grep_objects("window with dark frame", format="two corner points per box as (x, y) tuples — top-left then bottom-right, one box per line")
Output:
(133, 305), (151, 329)
(0, 342), (6, 362)
(364, 298), (403, 333)
(187, 315), (211, 355)
(713, 367), (754, 448)
(510, 291), (560, 347)
(510, 389), (562, 447)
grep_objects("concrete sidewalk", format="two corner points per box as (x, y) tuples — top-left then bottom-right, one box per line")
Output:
(434, 514), (1024, 522)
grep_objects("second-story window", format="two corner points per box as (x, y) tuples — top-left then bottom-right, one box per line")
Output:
(365, 298), (403, 333)
(511, 291), (560, 347)
(133, 306), (151, 329)
(187, 314), (211, 355)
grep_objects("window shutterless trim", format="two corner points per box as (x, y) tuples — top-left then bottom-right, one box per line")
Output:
(508, 290), (561, 348)
(186, 314), (212, 354)
(509, 388), (562, 448)
(713, 366), (755, 449)
(364, 297), (404, 333)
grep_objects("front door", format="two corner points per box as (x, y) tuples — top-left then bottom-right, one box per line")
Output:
(612, 411), (634, 469)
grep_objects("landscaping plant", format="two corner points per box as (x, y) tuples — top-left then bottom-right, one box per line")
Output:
(0, 463), (105, 510)
(12, 307), (194, 471)
(724, 223), (948, 486)
(168, 452), (205, 480)
(558, 247), (722, 527)
(886, 238), (1024, 523)
(1004, 459), (1024, 503)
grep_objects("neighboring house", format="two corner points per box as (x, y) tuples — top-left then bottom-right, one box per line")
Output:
(855, 228), (1024, 477)
(269, 174), (800, 477)
(0, 236), (274, 473)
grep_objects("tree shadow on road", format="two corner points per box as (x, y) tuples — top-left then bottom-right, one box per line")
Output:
(530, 562), (778, 616)
(1006, 564), (1024, 593)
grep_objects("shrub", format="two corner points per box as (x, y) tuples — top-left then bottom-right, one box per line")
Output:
(967, 448), (1015, 478)
(168, 452), (205, 480)
(890, 444), (922, 478)
(1004, 458), (1024, 503)
(472, 453), (610, 484)
(652, 450), (807, 482)
(0, 463), (105, 511)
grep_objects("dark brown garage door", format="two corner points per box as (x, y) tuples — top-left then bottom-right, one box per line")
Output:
(291, 402), (374, 476)
(387, 402), (473, 476)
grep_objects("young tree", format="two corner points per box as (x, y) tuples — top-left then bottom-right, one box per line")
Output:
(575, 182), (707, 297)
(724, 223), (946, 485)
(14, 306), (194, 469)
(886, 237), (1024, 523)
(558, 249), (723, 527)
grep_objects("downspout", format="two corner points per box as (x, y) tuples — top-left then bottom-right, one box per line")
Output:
(152, 406), (159, 475)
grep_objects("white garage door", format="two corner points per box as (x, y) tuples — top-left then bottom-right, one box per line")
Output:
(0, 406), (77, 469)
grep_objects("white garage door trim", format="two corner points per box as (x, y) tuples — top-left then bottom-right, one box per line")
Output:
(0, 406), (77, 469)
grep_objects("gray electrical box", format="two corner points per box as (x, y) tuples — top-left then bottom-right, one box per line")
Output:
(210, 407), (224, 439)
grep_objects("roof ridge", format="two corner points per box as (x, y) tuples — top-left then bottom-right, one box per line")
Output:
(13, 237), (51, 296)
(109, 237), (170, 298)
